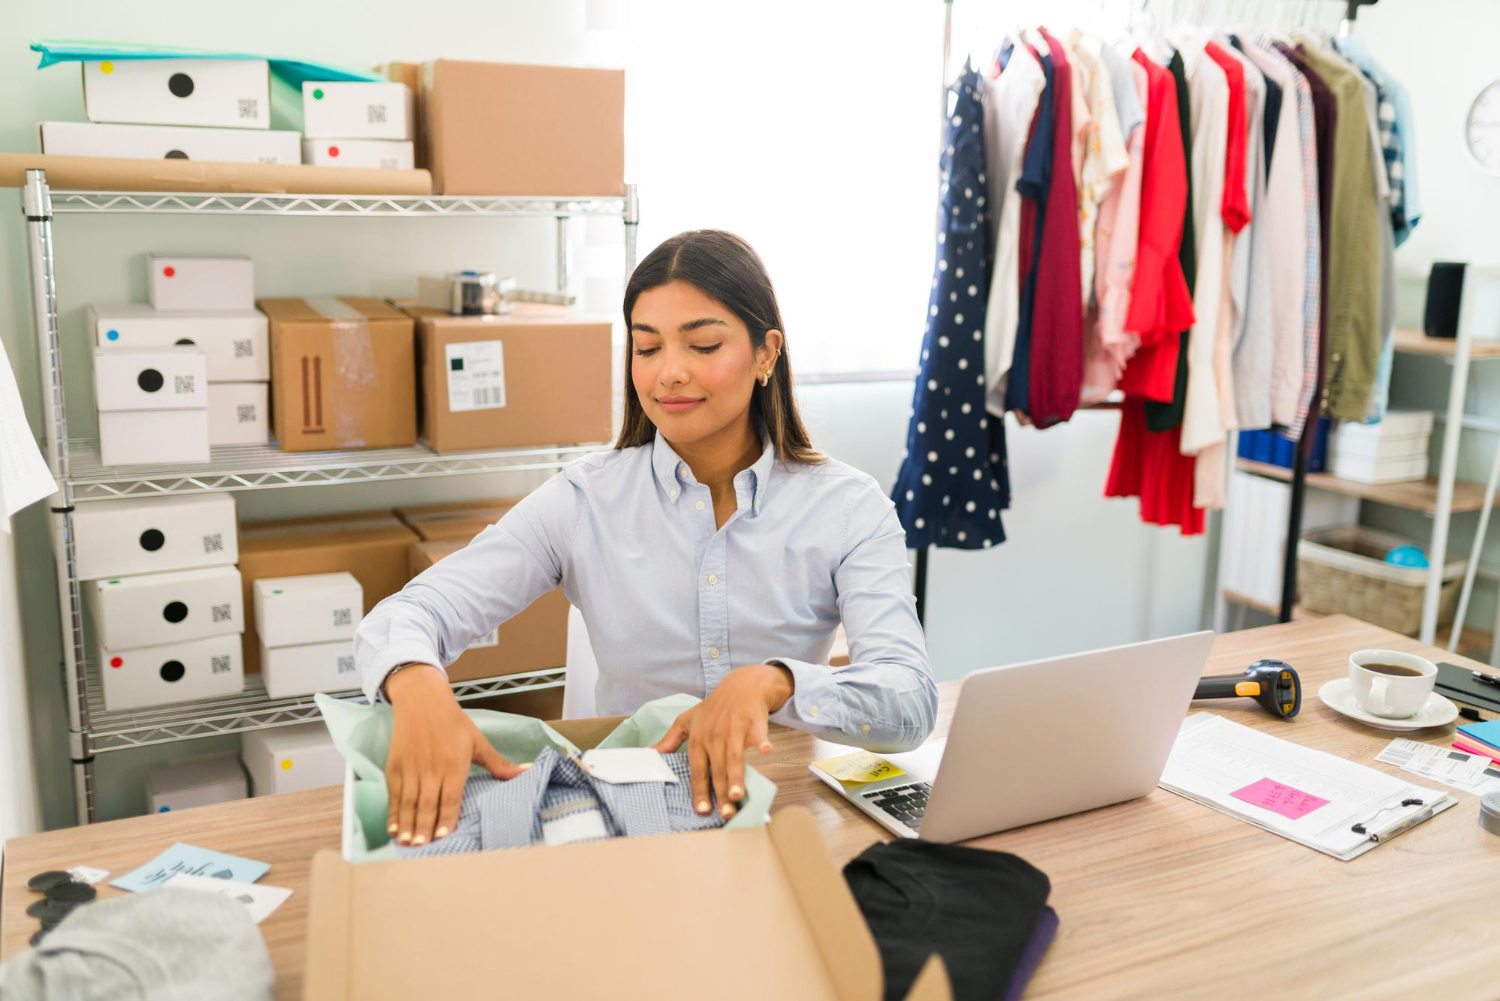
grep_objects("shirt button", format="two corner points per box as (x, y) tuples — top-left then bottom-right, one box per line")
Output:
(669, 488), (679, 499)
(707, 574), (718, 585)
(809, 704), (819, 717)
(709, 648), (720, 659)
(861, 723), (871, 735)
(1331, 352), (1342, 363)
(695, 500), (706, 511)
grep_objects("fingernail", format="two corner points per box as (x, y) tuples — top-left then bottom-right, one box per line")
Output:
(412, 834), (427, 846)
(398, 832), (411, 844)
(387, 822), (398, 834)
(519, 762), (533, 771)
(721, 804), (736, 818)
(729, 785), (743, 800)
(697, 800), (710, 814)
(435, 826), (449, 839)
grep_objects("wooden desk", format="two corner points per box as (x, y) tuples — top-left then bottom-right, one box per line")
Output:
(5, 616), (1499, 998)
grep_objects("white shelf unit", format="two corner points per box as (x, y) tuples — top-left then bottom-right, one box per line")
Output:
(19, 169), (640, 823)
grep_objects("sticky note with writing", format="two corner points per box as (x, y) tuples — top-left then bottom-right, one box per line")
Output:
(111, 842), (270, 894)
(1230, 778), (1331, 821)
(812, 751), (906, 785)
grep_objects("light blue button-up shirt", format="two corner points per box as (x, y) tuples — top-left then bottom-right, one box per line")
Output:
(355, 430), (937, 751)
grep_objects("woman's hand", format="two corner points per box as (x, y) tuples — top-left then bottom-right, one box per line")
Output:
(652, 663), (794, 819)
(384, 664), (530, 846)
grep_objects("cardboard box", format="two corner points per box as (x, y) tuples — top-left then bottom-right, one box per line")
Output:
(145, 754), (248, 813)
(98, 633), (243, 711)
(253, 572), (362, 648)
(93, 346), (208, 411)
(148, 254), (254, 311)
(261, 639), (358, 699)
(237, 512), (418, 674)
(82, 58), (270, 129)
(86, 565), (243, 650)
(241, 721), (344, 796)
(208, 381), (271, 446)
(394, 498), (519, 541)
(302, 138), (414, 170)
(90, 304), (269, 382)
(41, 121), (300, 164)
(99, 409), (210, 467)
(258, 297), (417, 452)
(305, 806), (950, 1000)
(398, 303), (611, 452)
(421, 60), (625, 196)
(377, 62), (425, 169)
(301, 81), (414, 140)
(73, 493), (237, 580)
(408, 538), (567, 681)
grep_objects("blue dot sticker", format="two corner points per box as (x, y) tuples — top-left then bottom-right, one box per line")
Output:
(106, 330), (119, 341)
(158, 805), (171, 812)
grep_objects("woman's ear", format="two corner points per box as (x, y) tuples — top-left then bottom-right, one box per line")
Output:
(760, 329), (784, 373)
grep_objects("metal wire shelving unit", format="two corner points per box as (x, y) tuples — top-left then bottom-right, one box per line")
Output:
(20, 169), (640, 823)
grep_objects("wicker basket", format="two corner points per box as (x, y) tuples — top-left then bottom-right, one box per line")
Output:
(1298, 525), (1466, 636)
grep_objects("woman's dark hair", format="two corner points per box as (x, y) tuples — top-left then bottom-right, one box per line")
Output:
(616, 230), (824, 466)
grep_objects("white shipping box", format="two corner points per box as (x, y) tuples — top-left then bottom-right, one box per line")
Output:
(1331, 453), (1430, 485)
(145, 754), (248, 813)
(1329, 431), (1430, 463)
(86, 565), (243, 650)
(99, 409), (210, 467)
(261, 640), (359, 700)
(242, 721), (345, 796)
(253, 572), (362, 647)
(302, 139), (414, 170)
(209, 382), (270, 446)
(93, 346), (207, 411)
(148, 254), (254, 312)
(73, 492), (237, 580)
(82, 58), (270, 129)
(90, 304), (269, 382)
(40, 120), (298, 164)
(301, 81), (414, 140)
(98, 633), (243, 711)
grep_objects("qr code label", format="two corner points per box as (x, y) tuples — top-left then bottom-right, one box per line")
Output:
(233, 338), (254, 358)
(367, 104), (387, 124)
(378, 157), (398, 169)
(238, 99), (259, 119)
(174, 374), (195, 395)
(202, 533), (224, 553)
(333, 607), (352, 627)
(211, 655), (232, 674)
(211, 603), (232, 623)
(337, 655), (356, 674)
(236, 404), (257, 424)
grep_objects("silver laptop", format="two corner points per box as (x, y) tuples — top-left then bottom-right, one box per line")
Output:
(810, 631), (1215, 842)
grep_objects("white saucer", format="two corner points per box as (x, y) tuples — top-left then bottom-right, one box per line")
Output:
(1318, 679), (1459, 731)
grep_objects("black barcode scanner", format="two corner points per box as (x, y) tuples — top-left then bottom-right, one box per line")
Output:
(1194, 659), (1301, 719)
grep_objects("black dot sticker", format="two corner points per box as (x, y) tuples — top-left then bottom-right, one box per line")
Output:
(139, 529), (164, 551)
(160, 660), (185, 683)
(164, 149), (189, 159)
(137, 368), (164, 393)
(168, 73), (194, 98)
(174, 337), (196, 346)
(162, 601), (188, 623)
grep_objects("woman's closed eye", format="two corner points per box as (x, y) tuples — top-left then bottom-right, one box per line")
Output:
(632, 343), (722, 356)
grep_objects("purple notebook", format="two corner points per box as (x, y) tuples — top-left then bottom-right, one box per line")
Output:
(1002, 906), (1058, 1001)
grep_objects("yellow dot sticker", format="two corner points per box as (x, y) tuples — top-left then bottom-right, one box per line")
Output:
(100, 61), (114, 74)
(280, 758), (293, 771)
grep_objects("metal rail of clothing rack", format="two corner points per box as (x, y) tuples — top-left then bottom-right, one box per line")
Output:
(19, 169), (640, 824)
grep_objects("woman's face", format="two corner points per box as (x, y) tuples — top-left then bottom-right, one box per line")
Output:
(630, 279), (778, 447)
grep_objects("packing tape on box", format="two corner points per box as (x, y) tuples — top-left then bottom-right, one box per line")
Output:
(303, 297), (379, 445)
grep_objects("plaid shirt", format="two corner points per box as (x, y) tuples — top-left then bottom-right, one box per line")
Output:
(1337, 36), (1418, 246)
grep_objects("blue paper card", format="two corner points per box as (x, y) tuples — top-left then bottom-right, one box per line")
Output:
(110, 842), (270, 893)
(1458, 718), (1500, 750)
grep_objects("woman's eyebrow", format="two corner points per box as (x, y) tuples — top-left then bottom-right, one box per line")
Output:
(679, 317), (729, 332)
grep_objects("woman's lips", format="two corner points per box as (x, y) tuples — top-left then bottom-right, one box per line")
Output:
(656, 397), (703, 413)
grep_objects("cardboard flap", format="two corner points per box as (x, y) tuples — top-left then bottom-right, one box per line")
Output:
(304, 850), (353, 999)
(258, 296), (407, 324)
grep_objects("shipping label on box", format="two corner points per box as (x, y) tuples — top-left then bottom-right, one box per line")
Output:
(73, 493), (237, 580)
(445, 340), (505, 411)
(94, 346), (207, 411)
(302, 138), (414, 170)
(86, 565), (243, 650)
(41, 120), (299, 164)
(253, 572), (363, 648)
(241, 720), (345, 795)
(91, 304), (269, 382)
(82, 58), (270, 129)
(98, 633), (244, 711)
(208, 382), (270, 446)
(261, 639), (359, 700)
(145, 754), (248, 813)
(99, 409), (210, 467)
(148, 254), (255, 312)
(301, 81), (414, 140)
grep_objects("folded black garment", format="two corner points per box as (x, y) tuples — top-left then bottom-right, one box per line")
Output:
(843, 839), (1051, 1001)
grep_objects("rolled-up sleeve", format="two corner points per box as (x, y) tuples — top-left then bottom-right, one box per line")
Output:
(768, 483), (937, 752)
(355, 472), (581, 702)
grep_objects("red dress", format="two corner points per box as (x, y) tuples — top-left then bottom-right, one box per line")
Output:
(1204, 41), (1250, 234)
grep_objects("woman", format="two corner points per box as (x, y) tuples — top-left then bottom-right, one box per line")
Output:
(357, 230), (936, 847)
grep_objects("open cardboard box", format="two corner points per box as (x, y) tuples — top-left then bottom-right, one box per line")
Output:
(306, 804), (949, 1000)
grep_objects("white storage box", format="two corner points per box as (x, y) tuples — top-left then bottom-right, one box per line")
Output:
(1330, 452), (1430, 485)
(261, 639), (359, 699)
(145, 754), (248, 813)
(208, 381), (270, 446)
(98, 633), (243, 711)
(40, 120), (298, 164)
(301, 81), (414, 140)
(253, 572), (363, 647)
(301, 138), (414, 170)
(86, 565), (243, 650)
(82, 58), (270, 129)
(93, 346), (207, 411)
(91, 304), (269, 382)
(1330, 431), (1429, 462)
(73, 492), (237, 580)
(242, 721), (345, 796)
(147, 254), (254, 312)
(99, 409), (210, 467)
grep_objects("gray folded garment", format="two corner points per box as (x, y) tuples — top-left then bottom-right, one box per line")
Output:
(0, 887), (273, 1001)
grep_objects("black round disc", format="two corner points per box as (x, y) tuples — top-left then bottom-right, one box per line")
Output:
(164, 149), (189, 159)
(159, 660), (186, 683)
(162, 600), (188, 623)
(30, 929), (46, 947)
(26, 871), (70, 892)
(137, 367), (165, 393)
(139, 528), (165, 551)
(168, 72), (194, 98)
(25, 899), (71, 919)
(45, 881), (95, 903)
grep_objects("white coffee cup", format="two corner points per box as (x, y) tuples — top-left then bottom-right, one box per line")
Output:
(1348, 649), (1437, 719)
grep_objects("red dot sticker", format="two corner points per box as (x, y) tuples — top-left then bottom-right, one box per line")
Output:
(163, 266), (176, 278)
(109, 657), (123, 668)
(328, 145), (340, 158)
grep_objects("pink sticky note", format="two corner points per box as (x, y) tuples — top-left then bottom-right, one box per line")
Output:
(1230, 778), (1331, 821)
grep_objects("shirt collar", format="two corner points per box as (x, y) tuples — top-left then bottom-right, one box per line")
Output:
(651, 428), (777, 516)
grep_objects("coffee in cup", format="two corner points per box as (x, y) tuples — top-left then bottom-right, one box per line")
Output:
(1348, 649), (1437, 719)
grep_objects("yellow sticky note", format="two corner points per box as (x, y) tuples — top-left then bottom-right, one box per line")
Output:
(812, 751), (905, 785)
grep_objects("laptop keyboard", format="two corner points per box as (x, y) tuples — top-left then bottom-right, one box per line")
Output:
(861, 782), (932, 830)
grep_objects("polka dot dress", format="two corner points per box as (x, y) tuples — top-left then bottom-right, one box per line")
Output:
(892, 66), (1010, 551)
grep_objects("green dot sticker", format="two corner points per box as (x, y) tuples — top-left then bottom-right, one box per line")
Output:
(273, 589), (284, 594)
(108, 579), (120, 585)
(312, 88), (324, 100)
